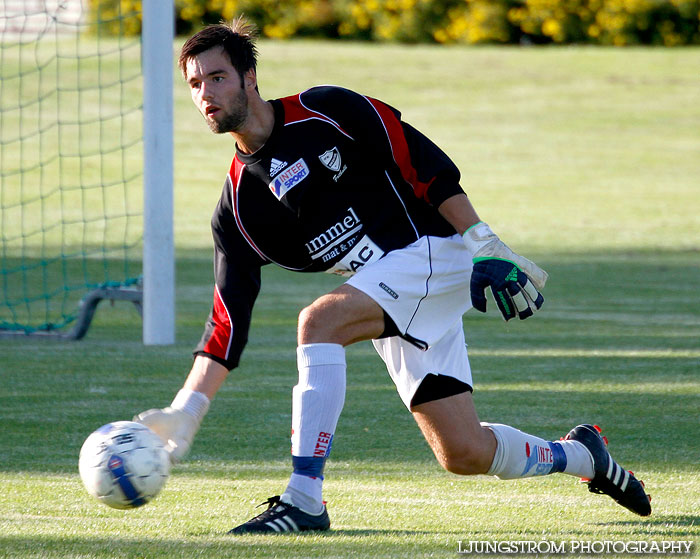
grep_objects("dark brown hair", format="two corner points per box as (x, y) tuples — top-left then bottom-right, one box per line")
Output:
(178, 16), (259, 80)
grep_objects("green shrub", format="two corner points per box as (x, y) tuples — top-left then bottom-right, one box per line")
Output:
(87, 0), (142, 36)
(506, 0), (700, 46)
(434, 0), (518, 44)
(87, 0), (700, 45)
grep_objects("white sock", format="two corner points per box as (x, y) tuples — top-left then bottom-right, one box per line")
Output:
(559, 439), (596, 478)
(283, 343), (346, 514)
(483, 423), (594, 480)
(281, 473), (324, 515)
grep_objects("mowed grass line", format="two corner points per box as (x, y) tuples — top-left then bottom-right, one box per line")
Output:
(1, 40), (699, 558)
(0, 471), (697, 558)
(1, 254), (698, 559)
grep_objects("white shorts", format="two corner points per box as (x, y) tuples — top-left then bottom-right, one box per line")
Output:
(346, 234), (474, 409)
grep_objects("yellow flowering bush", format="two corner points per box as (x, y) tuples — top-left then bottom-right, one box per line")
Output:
(592, 0), (700, 45)
(507, 0), (700, 45)
(434, 0), (517, 43)
(172, 0), (340, 38)
(333, 0), (462, 42)
(507, 0), (596, 43)
(87, 0), (142, 36)
(88, 0), (700, 45)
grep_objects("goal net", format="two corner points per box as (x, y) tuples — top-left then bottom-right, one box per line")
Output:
(1, 0), (147, 338)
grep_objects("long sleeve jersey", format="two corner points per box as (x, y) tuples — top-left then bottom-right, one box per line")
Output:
(194, 85), (464, 370)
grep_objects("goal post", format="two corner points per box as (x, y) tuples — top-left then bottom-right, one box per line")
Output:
(142, 0), (175, 346)
(0, 0), (175, 344)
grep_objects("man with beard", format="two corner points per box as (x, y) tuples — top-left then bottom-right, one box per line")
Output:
(135, 17), (651, 534)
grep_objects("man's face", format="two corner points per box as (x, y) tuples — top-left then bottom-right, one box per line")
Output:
(185, 47), (249, 134)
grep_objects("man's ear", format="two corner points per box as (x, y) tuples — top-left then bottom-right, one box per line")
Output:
(243, 68), (258, 91)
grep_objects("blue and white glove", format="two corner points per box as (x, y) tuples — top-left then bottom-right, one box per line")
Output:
(463, 222), (548, 321)
(134, 389), (210, 463)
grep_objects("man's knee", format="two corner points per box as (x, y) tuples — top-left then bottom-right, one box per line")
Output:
(412, 392), (497, 476)
(298, 287), (385, 346)
(435, 442), (491, 476)
(298, 295), (351, 344)
(298, 301), (329, 342)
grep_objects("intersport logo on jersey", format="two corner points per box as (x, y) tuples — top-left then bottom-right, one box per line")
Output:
(269, 158), (309, 200)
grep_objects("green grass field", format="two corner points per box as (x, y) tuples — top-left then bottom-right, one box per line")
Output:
(1, 40), (699, 558)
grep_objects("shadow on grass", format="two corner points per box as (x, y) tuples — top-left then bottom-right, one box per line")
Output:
(0, 532), (460, 559)
(2, 522), (696, 559)
(598, 514), (700, 536)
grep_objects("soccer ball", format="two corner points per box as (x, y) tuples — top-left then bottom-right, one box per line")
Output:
(79, 421), (170, 509)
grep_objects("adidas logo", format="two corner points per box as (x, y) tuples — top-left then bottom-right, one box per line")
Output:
(270, 158), (288, 177)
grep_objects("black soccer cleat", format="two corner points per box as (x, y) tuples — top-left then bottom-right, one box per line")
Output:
(565, 424), (651, 516)
(227, 496), (331, 534)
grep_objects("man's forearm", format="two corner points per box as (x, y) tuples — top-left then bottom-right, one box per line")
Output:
(437, 193), (481, 235)
(184, 355), (230, 400)
(134, 354), (223, 462)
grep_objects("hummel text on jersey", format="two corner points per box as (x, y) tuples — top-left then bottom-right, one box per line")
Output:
(305, 207), (361, 257)
(269, 158), (309, 200)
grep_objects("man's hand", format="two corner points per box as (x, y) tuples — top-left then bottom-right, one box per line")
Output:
(134, 407), (199, 463)
(463, 222), (548, 321)
(134, 389), (210, 463)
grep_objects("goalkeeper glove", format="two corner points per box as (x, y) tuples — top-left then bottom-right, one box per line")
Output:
(463, 222), (548, 321)
(134, 389), (210, 463)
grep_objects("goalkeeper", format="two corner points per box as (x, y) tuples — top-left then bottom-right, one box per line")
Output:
(136, 17), (651, 534)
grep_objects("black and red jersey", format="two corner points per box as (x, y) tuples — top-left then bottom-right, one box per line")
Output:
(194, 85), (464, 369)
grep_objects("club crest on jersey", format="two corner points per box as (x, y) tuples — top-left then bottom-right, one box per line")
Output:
(269, 158), (309, 200)
(319, 147), (342, 172)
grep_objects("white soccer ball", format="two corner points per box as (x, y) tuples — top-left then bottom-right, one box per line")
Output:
(79, 420), (170, 509)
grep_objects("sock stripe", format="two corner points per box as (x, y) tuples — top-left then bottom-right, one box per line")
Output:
(548, 441), (568, 473)
(292, 455), (326, 479)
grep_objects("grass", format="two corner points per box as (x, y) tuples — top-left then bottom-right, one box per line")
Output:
(175, 42), (700, 252)
(1, 39), (699, 558)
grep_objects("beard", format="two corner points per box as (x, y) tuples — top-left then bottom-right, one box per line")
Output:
(206, 89), (248, 134)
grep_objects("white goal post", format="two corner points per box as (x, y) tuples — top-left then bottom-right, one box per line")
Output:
(0, 0), (175, 344)
(142, 0), (175, 345)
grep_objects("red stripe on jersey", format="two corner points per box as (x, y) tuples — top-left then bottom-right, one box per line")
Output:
(228, 156), (268, 261)
(366, 97), (435, 203)
(280, 93), (353, 140)
(203, 284), (233, 359)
